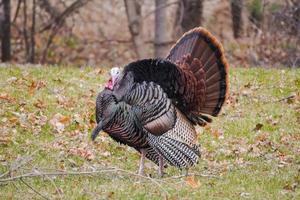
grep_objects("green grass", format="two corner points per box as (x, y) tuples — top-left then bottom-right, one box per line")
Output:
(0, 65), (299, 199)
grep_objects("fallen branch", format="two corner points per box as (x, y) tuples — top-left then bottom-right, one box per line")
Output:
(20, 178), (50, 200)
(0, 169), (112, 183)
(164, 173), (220, 180)
(278, 94), (297, 102)
(31, 167), (63, 200)
(0, 149), (39, 179)
(0, 135), (66, 179)
(0, 167), (170, 195)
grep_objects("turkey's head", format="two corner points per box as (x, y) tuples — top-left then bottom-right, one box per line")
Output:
(106, 67), (121, 90)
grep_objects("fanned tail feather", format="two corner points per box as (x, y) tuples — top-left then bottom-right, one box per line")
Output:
(167, 27), (229, 118)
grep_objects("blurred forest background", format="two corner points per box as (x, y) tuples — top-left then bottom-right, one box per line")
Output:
(0, 0), (299, 68)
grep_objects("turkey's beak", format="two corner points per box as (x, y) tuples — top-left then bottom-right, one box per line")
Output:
(91, 121), (103, 141)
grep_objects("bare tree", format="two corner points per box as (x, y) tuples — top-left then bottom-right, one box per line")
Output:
(231, 0), (244, 38)
(124, 0), (146, 59)
(175, 0), (203, 35)
(29, 0), (36, 63)
(38, 0), (60, 19)
(1, 0), (11, 62)
(154, 0), (169, 58)
(39, 0), (90, 63)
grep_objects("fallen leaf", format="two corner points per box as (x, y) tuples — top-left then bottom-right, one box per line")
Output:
(101, 151), (111, 157)
(28, 80), (46, 95)
(0, 93), (14, 102)
(107, 191), (114, 198)
(33, 99), (46, 109)
(244, 82), (251, 88)
(210, 129), (224, 139)
(97, 69), (103, 74)
(49, 113), (66, 133)
(9, 117), (18, 124)
(240, 192), (250, 197)
(28, 81), (37, 95)
(7, 76), (17, 83)
(69, 147), (95, 161)
(253, 123), (263, 131)
(185, 176), (200, 188)
(59, 115), (71, 124)
(283, 183), (297, 192)
(0, 137), (12, 145)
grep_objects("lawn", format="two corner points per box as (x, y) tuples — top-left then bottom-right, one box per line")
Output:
(0, 65), (299, 199)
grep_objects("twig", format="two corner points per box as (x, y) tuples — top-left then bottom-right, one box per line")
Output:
(39, 0), (91, 63)
(38, 0), (61, 19)
(0, 149), (39, 179)
(0, 168), (170, 196)
(112, 168), (170, 195)
(12, 0), (22, 24)
(164, 173), (220, 180)
(31, 165), (63, 200)
(39, 0), (90, 33)
(0, 169), (115, 182)
(0, 171), (10, 179)
(20, 178), (50, 200)
(0, 135), (66, 179)
(278, 94), (297, 102)
(142, 0), (180, 20)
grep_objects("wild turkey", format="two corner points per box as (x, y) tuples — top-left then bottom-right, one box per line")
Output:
(91, 27), (229, 176)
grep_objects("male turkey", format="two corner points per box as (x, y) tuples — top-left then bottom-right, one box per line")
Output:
(91, 27), (229, 176)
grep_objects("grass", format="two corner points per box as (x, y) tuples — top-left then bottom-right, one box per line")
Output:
(0, 65), (299, 199)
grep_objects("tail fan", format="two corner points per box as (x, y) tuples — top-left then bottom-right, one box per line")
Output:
(166, 27), (229, 118)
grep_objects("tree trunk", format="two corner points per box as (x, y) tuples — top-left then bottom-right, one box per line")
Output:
(231, 0), (243, 38)
(176, 0), (203, 34)
(154, 0), (169, 58)
(28, 0), (36, 63)
(124, 0), (146, 59)
(1, 0), (11, 62)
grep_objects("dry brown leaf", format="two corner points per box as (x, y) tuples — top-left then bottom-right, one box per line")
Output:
(97, 69), (103, 74)
(0, 93), (14, 102)
(28, 80), (46, 95)
(0, 137), (12, 145)
(9, 117), (18, 124)
(185, 176), (200, 188)
(33, 99), (46, 109)
(107, 191), (114, 198)
(28, 81), (37, 95)
(255, 132), (269, 141)
(59, 115), (71, 124)
(49, 113), (66, 133)
(204, 124), (211, 131)
(69, 147), (95, 161)
(253, 123), (263, 131)
(211, 129), (224, 139)
(244, 82), (251, 88)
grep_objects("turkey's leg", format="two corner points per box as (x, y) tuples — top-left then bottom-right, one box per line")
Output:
(138, 149), (146, 176)
(158, 154), (164, 177)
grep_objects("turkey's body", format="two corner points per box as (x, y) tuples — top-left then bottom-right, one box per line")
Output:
(92, 27), (229, 175)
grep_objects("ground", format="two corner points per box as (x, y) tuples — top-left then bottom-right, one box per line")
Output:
(0, 65), (299, 199)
